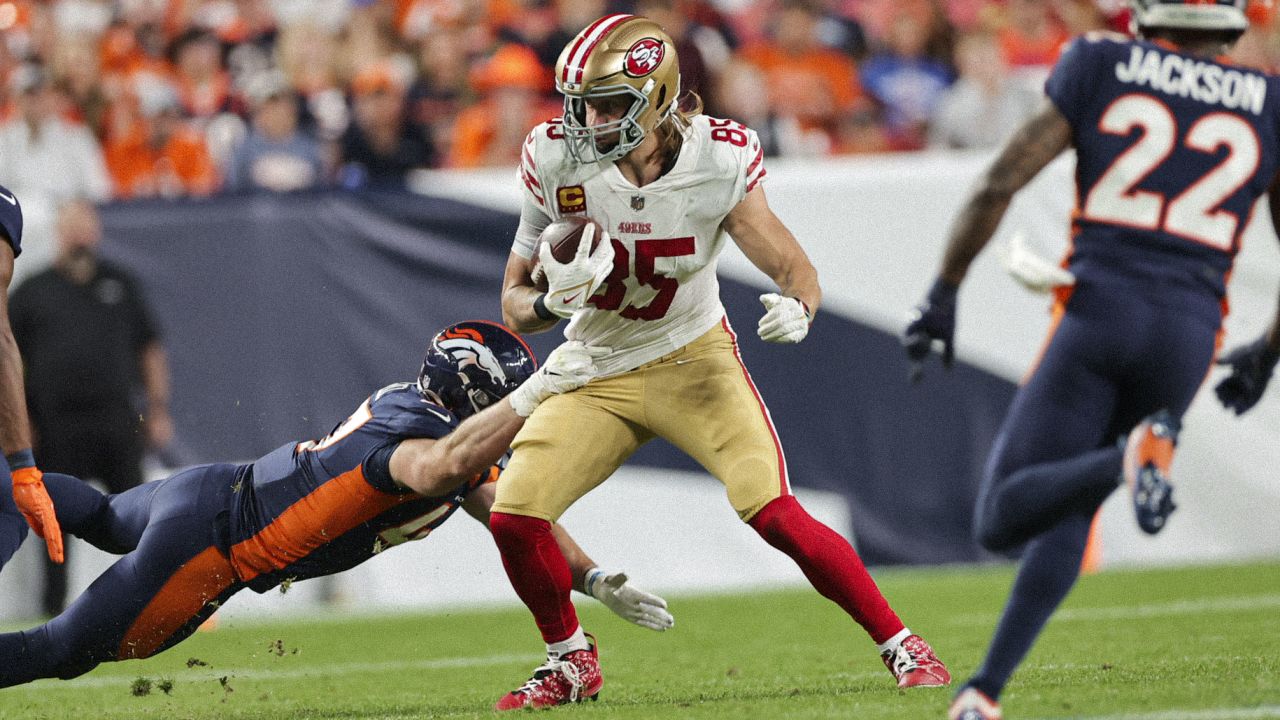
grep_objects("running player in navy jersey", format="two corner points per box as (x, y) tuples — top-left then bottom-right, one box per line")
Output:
(902, 1), (1280, 717)
(0, 322), (673, 688)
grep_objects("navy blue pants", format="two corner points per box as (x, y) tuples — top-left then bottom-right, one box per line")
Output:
(966, 282), (1219, 699)
(0, 464), (241, 687)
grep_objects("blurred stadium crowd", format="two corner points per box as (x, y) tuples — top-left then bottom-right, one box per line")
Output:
(1, 0), (1279, 204)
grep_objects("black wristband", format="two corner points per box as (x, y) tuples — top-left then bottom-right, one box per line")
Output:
(533, 293), (556, 321)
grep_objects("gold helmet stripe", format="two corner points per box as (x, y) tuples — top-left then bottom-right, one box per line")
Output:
(562, 13), (634, 87)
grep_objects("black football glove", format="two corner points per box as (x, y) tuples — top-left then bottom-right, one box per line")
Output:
(903, 278), (959, 383)
(1214, 336), (1280, 416)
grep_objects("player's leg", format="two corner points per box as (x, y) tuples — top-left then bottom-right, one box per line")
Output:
(954, 307), (1121, 711)
(0, 464), (238, 686)
(964, 509), (1093, 703)
(1117, 310), (1218, 534)
(955, 299), (1217, 712)
(490, 380), (650, 709)
(972, 314), (1123, 553)
(40, 472), (161, 554)
(647, 321), (946, 686)
(33, 429), (99, 616)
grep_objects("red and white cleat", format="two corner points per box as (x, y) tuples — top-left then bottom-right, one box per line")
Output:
(882, 634), (951, 688)
(948, 687), (1003, 720)
(495, 634), (603, 711)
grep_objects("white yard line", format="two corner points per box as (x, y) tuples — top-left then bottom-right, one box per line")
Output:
(17, 651), (540, 691)
(950, 593), (1280, 625)
(1030, 706), (1280, 720)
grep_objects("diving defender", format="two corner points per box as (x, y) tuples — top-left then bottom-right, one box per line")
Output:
(903, 1), (1280, 717)
(0, 322), (673, 687)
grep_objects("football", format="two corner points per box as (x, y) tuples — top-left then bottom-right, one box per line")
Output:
(530, 215), (603, 290)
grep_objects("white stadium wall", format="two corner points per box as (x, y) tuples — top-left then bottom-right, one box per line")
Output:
(2, 152), (1277, 623)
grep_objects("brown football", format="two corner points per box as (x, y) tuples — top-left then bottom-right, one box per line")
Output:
(530, 215), (603, 290)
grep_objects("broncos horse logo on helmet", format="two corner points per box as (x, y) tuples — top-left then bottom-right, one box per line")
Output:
(417, 321), (537, 419)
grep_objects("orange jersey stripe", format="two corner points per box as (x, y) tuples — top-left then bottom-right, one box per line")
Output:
(118, 547), (237, 659)
(229, 466), (417, 583)
(1020, 289), (1074, 386)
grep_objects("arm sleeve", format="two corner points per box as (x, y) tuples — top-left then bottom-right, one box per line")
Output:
(1044, 38), (1094, 127)
(730, 125), (767, 206)
(513, 193), (553, 260)
(513, 129), (553, 260)
(363, 442), (405, 493)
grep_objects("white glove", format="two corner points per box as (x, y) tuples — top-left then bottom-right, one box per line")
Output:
(757, 293), (811, 344)
(1001, 231), (1075, 294)
(585, 568), (674, 632)
(537, 223), (616, 319)
(508, 341), (609, 417)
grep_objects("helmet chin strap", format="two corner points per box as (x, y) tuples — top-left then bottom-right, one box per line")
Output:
(417, 385), (446, 407)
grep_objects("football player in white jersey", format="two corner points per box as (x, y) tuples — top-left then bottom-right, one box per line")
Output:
(485, 14), (950, 710)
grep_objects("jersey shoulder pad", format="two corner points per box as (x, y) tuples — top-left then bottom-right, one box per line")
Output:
(521, 119), (576, 211)
(1054, 31), (1129, 76)
(524, 120), (574, 178)
(690, 115), (766, 194)
(370, 383), (457, 440)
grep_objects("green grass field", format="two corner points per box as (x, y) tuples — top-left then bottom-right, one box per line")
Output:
(2, 560), (1278, 720)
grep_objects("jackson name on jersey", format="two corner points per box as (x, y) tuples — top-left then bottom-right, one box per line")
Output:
(514, 114), (767, 378)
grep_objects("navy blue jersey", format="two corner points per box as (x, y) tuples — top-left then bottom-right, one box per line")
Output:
(1046, 34), (1280, 309)
(0, 183), (22, 257)
(226, 383), (484, 593)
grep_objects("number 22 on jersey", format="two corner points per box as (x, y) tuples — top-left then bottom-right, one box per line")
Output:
(1083, 93), (1261, 251)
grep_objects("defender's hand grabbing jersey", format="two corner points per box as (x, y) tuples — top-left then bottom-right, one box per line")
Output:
(515, 114), (766, 377)
(1046, 33), (1280, 320)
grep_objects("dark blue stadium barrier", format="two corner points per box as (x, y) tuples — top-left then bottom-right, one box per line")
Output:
(99, 190), (1015, 565)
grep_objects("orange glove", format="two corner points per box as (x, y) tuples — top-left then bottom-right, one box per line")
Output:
(11, 466), (64, 563)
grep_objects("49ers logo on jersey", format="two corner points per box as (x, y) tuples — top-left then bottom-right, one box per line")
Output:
(624, 38), (664, 77)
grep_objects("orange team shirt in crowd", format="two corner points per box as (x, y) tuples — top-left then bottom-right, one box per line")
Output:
(998, 25), (1068, 67)
(448, 97), (561, 168)
(738, 43), (862, 128)
(104, 122), (218, 199)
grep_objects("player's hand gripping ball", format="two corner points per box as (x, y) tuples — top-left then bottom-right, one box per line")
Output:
(532, 216), (615, 319)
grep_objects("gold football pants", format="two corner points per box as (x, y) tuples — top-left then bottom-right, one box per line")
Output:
(491, 318), (791, 523)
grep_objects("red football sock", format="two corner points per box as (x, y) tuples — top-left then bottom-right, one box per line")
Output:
(489, 512), (579, 643)
(748, 496), (904, 644)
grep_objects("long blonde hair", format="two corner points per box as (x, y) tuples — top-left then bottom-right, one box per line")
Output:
(650, 91), (703, 170)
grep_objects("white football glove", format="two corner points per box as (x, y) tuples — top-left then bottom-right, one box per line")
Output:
(538, 223), (616, 319)
(585, 568), (674, 632)
(508, 341), (610, 418)
(1001, 231), (1075, 294)
(757, 293), (811, 344)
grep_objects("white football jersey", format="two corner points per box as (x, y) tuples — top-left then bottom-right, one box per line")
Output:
(514, 114), (767, 377)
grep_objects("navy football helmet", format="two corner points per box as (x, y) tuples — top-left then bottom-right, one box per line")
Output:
(0, 183), (23, 254)
(417, 321), (537, 419)
(1130, 0), (1248, 34)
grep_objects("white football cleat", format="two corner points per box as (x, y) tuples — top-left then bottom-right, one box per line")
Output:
(949, 687), (1003, 720)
